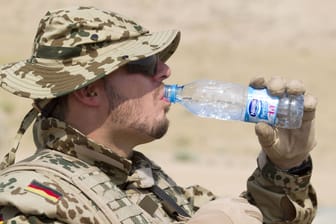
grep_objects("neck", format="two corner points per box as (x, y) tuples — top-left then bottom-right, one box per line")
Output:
(87, 130), (135, 158)
(65, 115), (136, 158)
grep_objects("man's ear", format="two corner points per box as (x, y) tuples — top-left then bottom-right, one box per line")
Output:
(71, 81), (104, 107)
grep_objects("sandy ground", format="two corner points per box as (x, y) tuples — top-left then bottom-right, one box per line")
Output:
(0, 1), (335, 223)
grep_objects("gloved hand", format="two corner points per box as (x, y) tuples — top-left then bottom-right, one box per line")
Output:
(187, 197), (262, 224)
(249, 76), (317, 170)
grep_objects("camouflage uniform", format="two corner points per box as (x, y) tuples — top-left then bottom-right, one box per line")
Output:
(0, 7), (317, 224)
(0, 117), (215, 223)
(0, 117), (316, 224)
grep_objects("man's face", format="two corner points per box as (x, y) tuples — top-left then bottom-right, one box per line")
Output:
(103, 57), (172, 143)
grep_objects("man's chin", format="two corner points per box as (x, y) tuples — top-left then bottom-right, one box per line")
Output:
(151, 120), (169, 139)
(132, 119), (169, 145)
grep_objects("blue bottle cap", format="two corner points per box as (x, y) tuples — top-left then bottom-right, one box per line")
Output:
(164, 84), (178, 103)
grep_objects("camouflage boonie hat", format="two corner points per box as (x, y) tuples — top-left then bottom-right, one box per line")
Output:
(0, 6), (180, 99)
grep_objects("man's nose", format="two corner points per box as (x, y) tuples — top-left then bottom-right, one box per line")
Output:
(153, 60), (171, 82)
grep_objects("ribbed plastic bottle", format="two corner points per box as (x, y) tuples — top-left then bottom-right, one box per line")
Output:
(164, 80), (304, 129)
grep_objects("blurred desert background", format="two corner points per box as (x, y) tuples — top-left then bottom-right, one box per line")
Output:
(0, 0), (335, 223)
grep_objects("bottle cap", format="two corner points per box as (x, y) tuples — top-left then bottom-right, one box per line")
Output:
(164, 84), (178, 103)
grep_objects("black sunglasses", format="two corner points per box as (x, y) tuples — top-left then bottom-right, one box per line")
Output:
(125, 55), (158, 76)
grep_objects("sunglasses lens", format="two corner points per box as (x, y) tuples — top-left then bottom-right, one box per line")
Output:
(125, 55), (158, 76)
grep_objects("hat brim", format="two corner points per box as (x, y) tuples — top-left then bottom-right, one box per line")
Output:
(0, 29), (180, 99)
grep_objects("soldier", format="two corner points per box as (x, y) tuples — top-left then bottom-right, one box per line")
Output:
(0, 6), (317, 224)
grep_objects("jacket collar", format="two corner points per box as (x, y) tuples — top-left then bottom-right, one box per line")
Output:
(33, 116), (158, 187)
(33, 116), (133, 183)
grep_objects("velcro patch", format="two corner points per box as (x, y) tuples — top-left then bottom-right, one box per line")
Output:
(25, 180), (62, 203)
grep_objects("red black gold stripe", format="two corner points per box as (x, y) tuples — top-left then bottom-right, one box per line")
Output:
(25, 180), (62, 203)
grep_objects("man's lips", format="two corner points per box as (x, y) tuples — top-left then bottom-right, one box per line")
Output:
(161, 96), (170, 103)
(159, 84), (170, 103)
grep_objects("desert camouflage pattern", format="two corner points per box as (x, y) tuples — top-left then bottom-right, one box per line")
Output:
(0, 116), (317, 223)
(245, 158), (317, 224)
(0, 117), (215, 223)
(0, 6), (180, 99)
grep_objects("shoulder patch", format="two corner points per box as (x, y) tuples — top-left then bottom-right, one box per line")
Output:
(25, 180), (62, 203)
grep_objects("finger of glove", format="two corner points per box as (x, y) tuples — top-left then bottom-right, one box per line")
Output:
(303, 93), (318, 121)
(266, 76), (286, 96)
(286, 79), (306, 95)
(249, 76), (267, 89)
(254, 122), (276, 148)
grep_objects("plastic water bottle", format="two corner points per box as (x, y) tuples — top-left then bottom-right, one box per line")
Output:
(164, 80), (304, 129)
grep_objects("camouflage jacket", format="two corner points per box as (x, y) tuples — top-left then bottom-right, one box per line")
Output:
(0, 117), (317, 223)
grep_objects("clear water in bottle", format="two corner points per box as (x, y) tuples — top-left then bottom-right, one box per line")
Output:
(164, 80), (304, 129)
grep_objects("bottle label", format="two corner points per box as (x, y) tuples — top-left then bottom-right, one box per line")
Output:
(244, 87), (279, 125)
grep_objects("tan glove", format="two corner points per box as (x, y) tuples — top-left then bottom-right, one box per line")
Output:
(249, 76), (317, 169)
(187, 197), (262, 224)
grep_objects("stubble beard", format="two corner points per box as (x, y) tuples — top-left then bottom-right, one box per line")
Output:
(106, 86), (169, 140)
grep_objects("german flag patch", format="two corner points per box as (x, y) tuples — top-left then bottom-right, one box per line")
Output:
(25, 180), (62, 203)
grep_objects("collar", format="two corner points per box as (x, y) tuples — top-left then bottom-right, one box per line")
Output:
(33, 116), (133, 184)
